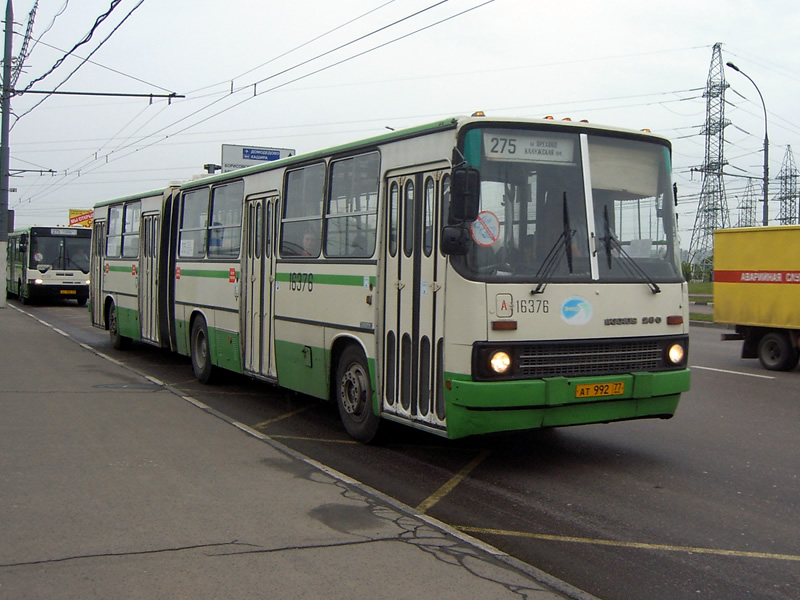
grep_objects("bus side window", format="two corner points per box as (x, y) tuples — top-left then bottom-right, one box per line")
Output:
(281, 164), (324, 258)
(208, 181), (243, 258)
(324, 152), (379, 258)
(122, 201), (142, 258)
(107, 205), (123, 257)
(179, 188), (210, 258)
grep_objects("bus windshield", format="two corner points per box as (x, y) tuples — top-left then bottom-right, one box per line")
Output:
(454, 126), (682, 285)
(30, 230), (91, 273)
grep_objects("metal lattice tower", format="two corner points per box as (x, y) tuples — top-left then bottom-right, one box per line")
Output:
(735, 178), (758, 227)
(688, 43), (730, 279)
(776, 145), (798, 225)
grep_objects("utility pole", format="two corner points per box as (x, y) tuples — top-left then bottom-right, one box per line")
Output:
(1, 0), (14, 309)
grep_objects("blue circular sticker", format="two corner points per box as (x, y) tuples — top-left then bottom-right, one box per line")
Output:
(561, 296), (592, 325)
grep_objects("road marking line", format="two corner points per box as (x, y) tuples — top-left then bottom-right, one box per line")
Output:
(252, 405), (315, 429)
(270, 434), (360, 445)
(693, 365), (774, 379)
(416, 449), (492, 514)
(456, 526), (800, 562)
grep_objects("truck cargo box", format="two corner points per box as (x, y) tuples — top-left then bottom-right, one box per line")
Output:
(713, 225), (800, 329)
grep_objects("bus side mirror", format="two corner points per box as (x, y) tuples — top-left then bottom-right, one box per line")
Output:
(440, 225), (471, 255)
(19, 233), (27, 252)
(450, 166), (480, 221)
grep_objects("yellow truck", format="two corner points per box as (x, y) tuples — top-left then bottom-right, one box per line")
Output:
(713, 225), (800, 371)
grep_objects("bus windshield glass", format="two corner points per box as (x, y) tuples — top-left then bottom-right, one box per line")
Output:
(454, 126), (682, 284)
(30, 229), (91, 273)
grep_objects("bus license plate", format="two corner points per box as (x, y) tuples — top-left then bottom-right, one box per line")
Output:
(60, 290), (76, 295)
(575, 382), (624, 398)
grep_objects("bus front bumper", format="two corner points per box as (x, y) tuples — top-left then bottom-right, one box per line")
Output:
(443, 368), (691, 439)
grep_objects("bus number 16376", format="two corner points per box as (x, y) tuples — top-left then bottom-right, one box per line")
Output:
(289, 272), (314, 292)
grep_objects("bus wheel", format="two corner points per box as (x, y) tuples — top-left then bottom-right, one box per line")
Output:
(335, 345), (380, 443)
(758, 332), (800, 371)
(108, 303), (131, 350)
(77, 296), (88, 307)
(19, 283), (29, 304)
(191, 317), (216, 384)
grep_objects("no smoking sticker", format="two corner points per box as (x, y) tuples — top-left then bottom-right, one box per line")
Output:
(470, 211), (501, 247)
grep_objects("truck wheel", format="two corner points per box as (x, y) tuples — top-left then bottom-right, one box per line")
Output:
(758, 332), (800, 371)
(335, 345), (380, 443)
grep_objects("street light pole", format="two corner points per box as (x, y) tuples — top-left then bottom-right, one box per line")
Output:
(726, 61), (769, 226)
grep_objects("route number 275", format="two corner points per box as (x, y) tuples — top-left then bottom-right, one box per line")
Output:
(490, 137), (517, 155)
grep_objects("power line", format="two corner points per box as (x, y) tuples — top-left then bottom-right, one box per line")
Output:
(16, 0), (498, 208)
(16, 31), (176, 94)
(12, 0), (149, 127)
(18, 0), (123, 94)
(187, 0), (400, 96)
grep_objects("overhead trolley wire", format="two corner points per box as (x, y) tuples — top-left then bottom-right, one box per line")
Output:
(19, 0), (496, 209)
(76, 0), (497, 174)
(12, 0), (149, 128)
(17, 0), (124, 95)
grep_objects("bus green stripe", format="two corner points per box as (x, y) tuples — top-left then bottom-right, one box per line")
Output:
(178, 269), (237, 279)
(108, 265), (133, 273)
(275, 272), (376, 287)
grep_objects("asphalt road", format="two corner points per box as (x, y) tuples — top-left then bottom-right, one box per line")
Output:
(8, 300), (800, 600)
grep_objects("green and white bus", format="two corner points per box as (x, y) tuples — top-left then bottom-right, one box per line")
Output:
(7, 226), (92, 305)
(90, 115), (690, 442)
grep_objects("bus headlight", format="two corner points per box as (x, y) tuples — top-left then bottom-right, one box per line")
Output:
(490, 351), (512, 374)
(667, 343), (685, 365)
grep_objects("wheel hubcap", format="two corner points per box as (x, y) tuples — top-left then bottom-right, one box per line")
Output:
(341, 366), (366, 416)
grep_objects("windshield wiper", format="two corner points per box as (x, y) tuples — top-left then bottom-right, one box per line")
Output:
(599, 215), (661, 294)
(532, 192), (575, 294)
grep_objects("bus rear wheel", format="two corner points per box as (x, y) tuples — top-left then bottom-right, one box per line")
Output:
(191, 317), (216, 384)
(335, 345), (380, 443)
(108, 303), (131, 350)
(758, 332), (800, 371)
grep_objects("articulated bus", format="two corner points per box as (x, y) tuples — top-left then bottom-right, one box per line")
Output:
(90, 115), (690, 442)
(6, 226), (92, 305)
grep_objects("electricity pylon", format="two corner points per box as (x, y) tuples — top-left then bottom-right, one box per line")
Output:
(687, 42), (730, 281)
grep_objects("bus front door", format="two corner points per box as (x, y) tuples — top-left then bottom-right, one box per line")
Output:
(242, 196), (277, 379)
(383, 170), (448, 431)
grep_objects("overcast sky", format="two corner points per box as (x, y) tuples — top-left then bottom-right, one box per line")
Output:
(6, 0), (800, 247)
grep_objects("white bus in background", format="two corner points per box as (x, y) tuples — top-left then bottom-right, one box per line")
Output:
(90, 114), (690, 442)
(6, 226), (91, 305)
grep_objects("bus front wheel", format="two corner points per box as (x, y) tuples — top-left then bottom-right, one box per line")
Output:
(191, 317), (216, 384)
(335, 345), (380, 443)
(758, 331), (800, 371)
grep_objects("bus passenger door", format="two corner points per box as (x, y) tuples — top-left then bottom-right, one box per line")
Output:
(242, 196), (277, 378)
(382, 170), (448, 431)
(90, 220), (106, 327)
(139, 213), (160, 344)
